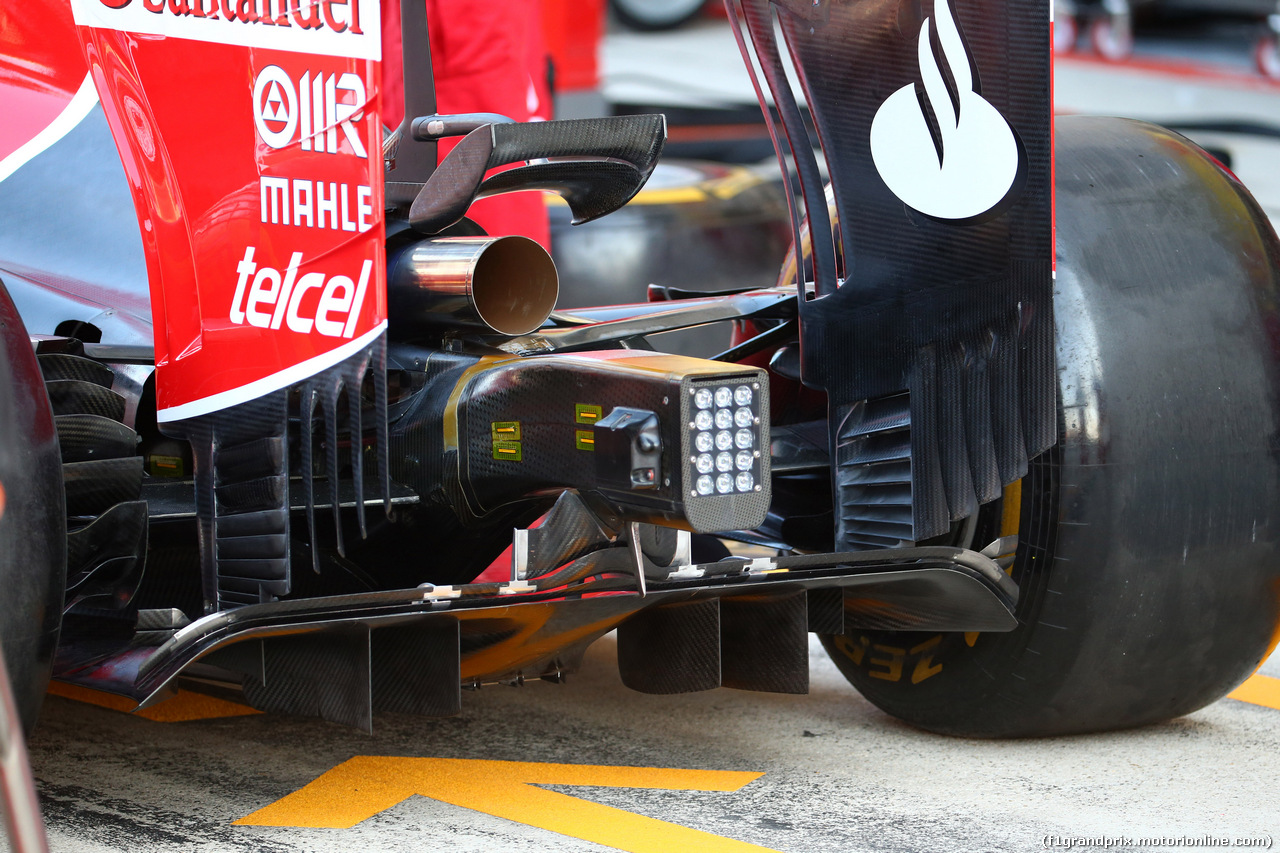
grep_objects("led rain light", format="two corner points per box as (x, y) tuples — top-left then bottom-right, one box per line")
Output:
(683, 375), (768, 531)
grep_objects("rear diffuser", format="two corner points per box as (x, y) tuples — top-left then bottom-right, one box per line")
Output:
(52, 544), (1016, 731)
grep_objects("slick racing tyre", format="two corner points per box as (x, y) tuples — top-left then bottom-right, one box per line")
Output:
(822, 117), (1280, 737)
(1088, 14), (1133, 61)
(610, 0), (706, 31)
(1255, 34), (1280, 82)
(0, 281), (65, 734)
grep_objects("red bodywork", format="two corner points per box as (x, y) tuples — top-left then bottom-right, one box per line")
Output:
(8, 0), (389, 422)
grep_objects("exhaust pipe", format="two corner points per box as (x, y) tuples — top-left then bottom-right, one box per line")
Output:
(388, 236), (559, 337)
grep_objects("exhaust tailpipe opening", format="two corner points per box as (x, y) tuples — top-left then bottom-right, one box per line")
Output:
(388, 236), (559, 337)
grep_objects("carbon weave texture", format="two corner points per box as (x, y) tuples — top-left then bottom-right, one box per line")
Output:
(37, 353), (114, 386)
(489, 115), (665, 175)
(729, 0), (1055, 543)
(617, 599), (721, 694)
(53, 414), (138, 463)
(720, 592), (810, 694)
(46, 379), (125, 420)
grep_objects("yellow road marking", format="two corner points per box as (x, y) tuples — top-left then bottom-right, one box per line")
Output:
(1228, 674), (1280, 710)
(236, 757), (776, 853)
(48, 682), (260, 722)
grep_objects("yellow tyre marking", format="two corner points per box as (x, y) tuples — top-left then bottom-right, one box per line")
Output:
(236, 757), (777, 853)
(866, 644), (906, 681)
(1228, 674), (1280, 710)
(48, 682), (260, 722)
(999, 479), (1022, 538)
(908, 636), (943, 684)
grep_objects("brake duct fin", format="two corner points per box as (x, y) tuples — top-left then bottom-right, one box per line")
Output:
(67, 0), (387, 422)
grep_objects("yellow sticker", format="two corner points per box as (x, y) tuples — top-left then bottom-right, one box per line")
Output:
(492, 441), (523, 462)
(575, 404), (603, 424)
(148, 455), (185, 477)
(491, 421), (521, 440)
(236, 757), (776, 853)
(575, 430), (595, 451)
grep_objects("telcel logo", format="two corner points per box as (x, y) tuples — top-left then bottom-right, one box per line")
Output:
(230, 247), (371, 338)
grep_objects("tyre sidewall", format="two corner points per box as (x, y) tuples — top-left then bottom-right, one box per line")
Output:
(824, 118), (1280, 737)
(0, 280), (66, 733)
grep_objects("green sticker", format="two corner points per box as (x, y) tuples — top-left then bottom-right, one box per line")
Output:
(575, 404), (603, 425)
(575, 430), (595, 451)
(491, 421), (522, 440)
(492, 441), (523, 462)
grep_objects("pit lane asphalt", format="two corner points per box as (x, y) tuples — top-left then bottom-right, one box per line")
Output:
(14, 636), (1280, 853)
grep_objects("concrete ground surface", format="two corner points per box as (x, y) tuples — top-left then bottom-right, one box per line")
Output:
(9, 11), (1280, 853)
(15, 636), (1280, 853)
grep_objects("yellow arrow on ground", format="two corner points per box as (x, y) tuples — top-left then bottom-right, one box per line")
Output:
(1229, 674), (1280, 710)
(235, 757), (779, 853)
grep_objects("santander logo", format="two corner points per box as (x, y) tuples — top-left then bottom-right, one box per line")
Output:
(70, 0), (380, 61)
(869, 0), (1020, 222)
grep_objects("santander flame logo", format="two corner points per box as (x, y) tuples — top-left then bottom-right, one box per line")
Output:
(869, 0), (1020, 221)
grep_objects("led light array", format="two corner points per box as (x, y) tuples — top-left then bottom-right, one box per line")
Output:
(688, 380), (763, 498)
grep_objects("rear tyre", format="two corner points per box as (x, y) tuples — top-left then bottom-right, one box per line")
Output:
(822, 117), (1280, 737)
(0, 282), (65, 734)
(1088, 15), (1133, 61)
(1053, 10), (1078, 54)
(610, 0), (706, 31)
(1254, 34), (1280, 81)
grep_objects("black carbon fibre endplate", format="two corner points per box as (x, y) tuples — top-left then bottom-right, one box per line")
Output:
(242, 629), (373, 731)
(806, 587), (845, 635)
(721, 592), (809, 695)
(617, 598), (721, 695)
(728, 0), (1055, 542)
(235, 620), (462, 730)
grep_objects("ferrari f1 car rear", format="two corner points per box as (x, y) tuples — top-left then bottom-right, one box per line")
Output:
(0, 0), (1277, 738)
